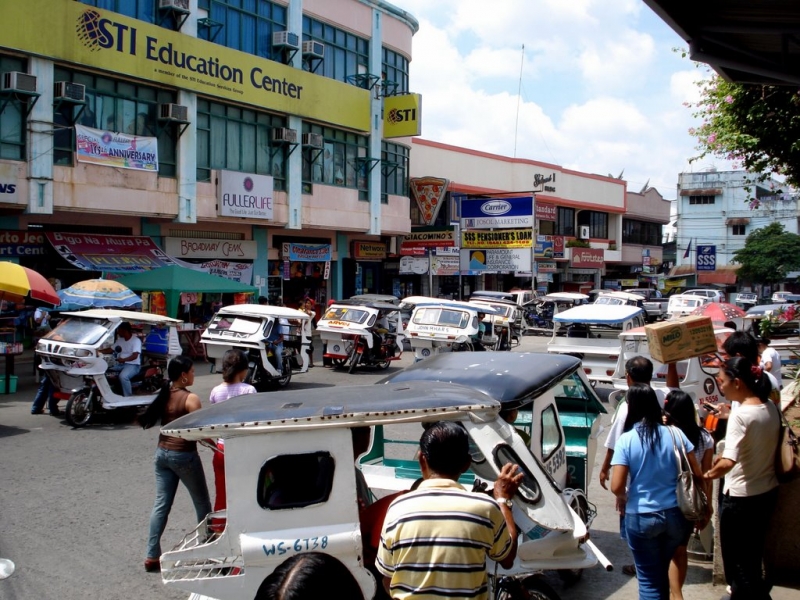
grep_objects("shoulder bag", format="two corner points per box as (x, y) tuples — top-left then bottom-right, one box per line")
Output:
(667, 426), (709, 521)
(773, 402), (800, 484)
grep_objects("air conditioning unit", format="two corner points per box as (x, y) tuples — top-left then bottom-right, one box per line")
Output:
(272, 31), (300, 50)
(578, 225), (591, 240)
(159, 103), (189, 122)
(302, 40), (325, 59)
(54, 81), (85, 102)
(1, 71), (37, 94)
(159, 0), (190, 13)
(272, 127), (298, 144)
(302, 132), (323, 149)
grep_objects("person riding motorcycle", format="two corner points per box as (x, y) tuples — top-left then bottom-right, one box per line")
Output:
(471, 312), (487, 351)
(369, 311), (390, 361)
(265, 319), (285, 375)
(99, 321), (141, 396)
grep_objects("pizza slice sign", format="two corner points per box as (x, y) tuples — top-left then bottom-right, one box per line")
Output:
(410, 177), (449, 226)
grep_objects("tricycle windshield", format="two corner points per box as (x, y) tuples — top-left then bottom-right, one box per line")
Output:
(413, 307), (471, 329)
(207, 313), (264, 335)
(323, 306), (370, 324)
(44, 317), (112, 346)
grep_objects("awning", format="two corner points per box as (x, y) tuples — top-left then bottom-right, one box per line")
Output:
(725, 217), (750, 226)
(699, 265), (739, 286)
(46, 233), (182, 273)
(679, 188), (723, 196)
(667, 264), (696, 278)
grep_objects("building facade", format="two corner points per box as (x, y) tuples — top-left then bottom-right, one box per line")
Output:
(0, 0), (417, 312)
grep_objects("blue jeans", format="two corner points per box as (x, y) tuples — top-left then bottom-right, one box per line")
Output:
(146, 447), (211, 559)
(118, 363), (139, 396)
(31, 375), (59, 414)
(625, 507), (691, 600)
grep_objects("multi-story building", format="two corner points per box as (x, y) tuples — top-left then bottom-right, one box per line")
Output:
(671, 169), (798, 290)
(0, 0), (417, 311)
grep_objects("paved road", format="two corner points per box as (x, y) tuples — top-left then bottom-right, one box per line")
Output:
(1, 337), (796, 599)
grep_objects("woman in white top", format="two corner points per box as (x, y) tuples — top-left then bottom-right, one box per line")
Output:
(704, 356), (779, 600)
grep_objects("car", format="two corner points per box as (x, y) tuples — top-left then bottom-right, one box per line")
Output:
(735, 292), (758, 309)
(771, 291), (794, 303)
(682, 289), (726, 303)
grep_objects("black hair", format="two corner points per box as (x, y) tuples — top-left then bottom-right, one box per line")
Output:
(723, 320), (738, 331)
(139, 355), (194, 429)
(258, 296), (269, 305)
(419, 421), (470, 478)
(722, 331), (758, 363)
(221, 349), (249, 383)
(625, 356), (654, 384)
(117, 321), (132, 333)
(623, 383), (663, 451)
(664, 390), (700, 447)
(254, 552), (364, 600)
(722, 356), (771, 403)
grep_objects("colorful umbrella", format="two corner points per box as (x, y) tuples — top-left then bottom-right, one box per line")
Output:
(0, 261), (60, 305)
(689, 301), (746, 322)
(57, 279), (142, 310)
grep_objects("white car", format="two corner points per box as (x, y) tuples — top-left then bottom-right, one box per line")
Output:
(683, 289), (726, 303)
(771, 291), (793, 303)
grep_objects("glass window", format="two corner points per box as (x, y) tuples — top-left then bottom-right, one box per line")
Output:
(382, 48), (409, 94)
(540, 405), (562, 461)
(302, 16), (369, 84)
(381, 141), (409, 204)
(199, 0), (287, 61)
(688, 195), (716, 205)
(732, 224), (746, 236)
(196, 98), (286, 188)
(555, 207), (574, 236)
(257, 452), (335, 510)
(301, 122), (368, 199)
(52, 67), (177, 177)
(79, 0), (157, 25)
(0, 54), (27, 160)
(577, 210), (608, 239)
(492, 445), (541, 504)
(622, 219), (662, 245)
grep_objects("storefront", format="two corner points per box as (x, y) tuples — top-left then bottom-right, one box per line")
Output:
(398, 228), (459, 298)
(270, 241), (332, 309)
(351, 240), (388, 296)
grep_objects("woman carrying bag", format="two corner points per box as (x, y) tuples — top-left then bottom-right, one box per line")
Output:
(611, 383), (704, 600)
(704, 356), (779, 600)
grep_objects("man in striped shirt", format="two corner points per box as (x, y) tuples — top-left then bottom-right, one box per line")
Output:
(376, 421), (522, 599)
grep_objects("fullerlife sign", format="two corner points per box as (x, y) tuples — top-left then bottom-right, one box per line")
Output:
(218, 170), (273, 220)
(696, 245), (716, 271)
(461, 228), (533, 249)
(570, 247), (605, 269)
(461, 196), (534, 229)
(460, 248), (532, 273)
(75, 124), (158, 171)
(165, 237), (257, 260)
(410, 177), (449, 226)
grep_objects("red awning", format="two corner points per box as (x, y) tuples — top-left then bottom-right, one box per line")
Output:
(698, 265), (739, 285)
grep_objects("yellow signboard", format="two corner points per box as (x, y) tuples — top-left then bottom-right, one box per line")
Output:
(0, 0), (369, 131)
(461, 229), (533, 249)
(383, 93), (422, 138)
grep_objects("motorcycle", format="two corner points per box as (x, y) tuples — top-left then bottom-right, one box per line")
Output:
(346, 331), (400, 372)
(35, 309), (183, 428)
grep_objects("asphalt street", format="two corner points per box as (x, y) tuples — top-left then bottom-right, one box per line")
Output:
(1, 336), (797, 599)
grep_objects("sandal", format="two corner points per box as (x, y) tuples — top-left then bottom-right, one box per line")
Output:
(622, 564), (637, 577)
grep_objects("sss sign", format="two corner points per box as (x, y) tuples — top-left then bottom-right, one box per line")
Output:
(696, 245), (716, 271)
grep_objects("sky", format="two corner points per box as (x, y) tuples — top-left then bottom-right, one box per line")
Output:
(389, 0), (733, 200)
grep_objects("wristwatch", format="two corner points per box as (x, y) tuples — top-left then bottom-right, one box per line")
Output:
(495, 497), (513, 508)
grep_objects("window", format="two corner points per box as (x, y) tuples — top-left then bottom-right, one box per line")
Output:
(732, 224), (746, 236)
(0, 54), (27, 160)
(302, 16), (369, 84)
(540, 405), (562, 462)
(577, 210), (608, 239)
(555, 207), (575, 236)
(52, 68), (177, 177)
(381, 141), (409, 203)
(196, 98), (286, 188)
(492, 445), (541, 504)
(257, 451), (335, 510)
(301, 123), (368, 199)
(198, 0), (287, 61)
(689, 195), (715, 205)
(79, 0), (156, 23)
(622, 219), (662, 245)
(382, 48), (409, 94)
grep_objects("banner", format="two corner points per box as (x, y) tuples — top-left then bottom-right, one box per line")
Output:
(399, 256), (428, 274)
(283, 243), (332, 262)
(190, 259), (253, 284)
(430, 256), (459, 276)
(75, 124), (158, 171)
(461, 196), (533, 229)
(570, 248), (605, 269)
(46, 232), (182, 273)
(165, 237), (257, 260)
(0, 231), (46, 257)
(534, 235), (554, 258)
(459, 249), (531, 273)
(461, 229), (532, 249)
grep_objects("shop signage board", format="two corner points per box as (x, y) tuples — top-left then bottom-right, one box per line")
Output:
(399, 229), (455, 252)
(461, 228), (532, 249)
(282, 243), (332, 262)
(431, 255), (459, 276)
(535, 203), (557, 221)
(459, 249), (532, 273)
(570, 247), (605, 269)
(696, 245), (716, 271)
(352, 241), (387, 260)
(189, 259), (253, 284)
(75, 125), (158, 171)
(400, 256), (428, 274)
(0, 0), (370, 131)
(409, 177), (448, 226)
(534, 235), (554, 258)
(0, 231), (46, 257)
(538, 261), (558, 273)
(218, 170), (273, 220)
(165, 237), (257, 260)
(45, 232), (183, 273)
(384, 94), (422, 138)
(0, 163), (18, 203)
(460, 196), (534, 229)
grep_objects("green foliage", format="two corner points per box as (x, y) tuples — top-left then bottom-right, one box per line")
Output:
(566, 239), (590, 248)
(688, 70), (800, 188)
(732, 222), (800, 285)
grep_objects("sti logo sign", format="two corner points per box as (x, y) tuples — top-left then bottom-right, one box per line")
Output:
(696, 245), (716, 271)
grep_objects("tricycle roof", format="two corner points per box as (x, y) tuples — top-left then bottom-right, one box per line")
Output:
(745, 303), (796, 318)
(348, 294), (400, 305)
(59, 308), (182, 325)
(335, 300), (400, 311)
(214, 303), (310, 320)
(160, 380), (499, 439)
(542, 292), (589, 301)
(381, 352), (598, 411)
(553, 304), (643, 323)
(413, 300), (501, 314)
(596, 290), (644, 303)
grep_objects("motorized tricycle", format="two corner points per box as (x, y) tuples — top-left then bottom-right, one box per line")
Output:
(469, 297), (520, 350)
(35, 309), (183, 428)
(522, 293), (590, 336)
(158, 352), (609, 600)
(200, 304), (312, 391)
(316, 301), (404, 372)
(742, 303), (800, 370)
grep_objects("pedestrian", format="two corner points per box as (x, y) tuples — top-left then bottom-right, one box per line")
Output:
(300, 299), (316, 367)
(30, 368), (61, 417)
(376, 421), (523, 599)
(208, 349), (256, 512)
(323, 298), (336, 367)
(257, 295), (269, 305)
(703, 356), (779, 600)
(255, 552), (365, 600)
(139, 355), (211, 573)
(611, 383), (703, 600)
(663, 390), (714, 600)
(756, 336), (782, 388)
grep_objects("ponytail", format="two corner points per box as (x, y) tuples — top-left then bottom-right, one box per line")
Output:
(723, 356), (771, 402)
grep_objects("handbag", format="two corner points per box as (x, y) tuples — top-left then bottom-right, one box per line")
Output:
(773, 403), (800, 483)
(667, 426), (709, 521)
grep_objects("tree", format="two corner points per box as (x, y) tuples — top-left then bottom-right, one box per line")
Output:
(732, 222), (800, 285)
(688, 69), (800, 190)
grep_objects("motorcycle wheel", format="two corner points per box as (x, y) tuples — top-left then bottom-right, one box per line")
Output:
(376, 357), (391, 370)
(274, 359), (292, 389)
(495, 576), (560, 600)
(348, 349), (360, 374)
(331, 358), (346, 369)
(65, 390), (95, 428)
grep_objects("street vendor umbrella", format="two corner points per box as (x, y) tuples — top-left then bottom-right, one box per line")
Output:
(57, 278), (142, 310)
(0, 261), (60, 305)
(690, 301), (746, 323)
